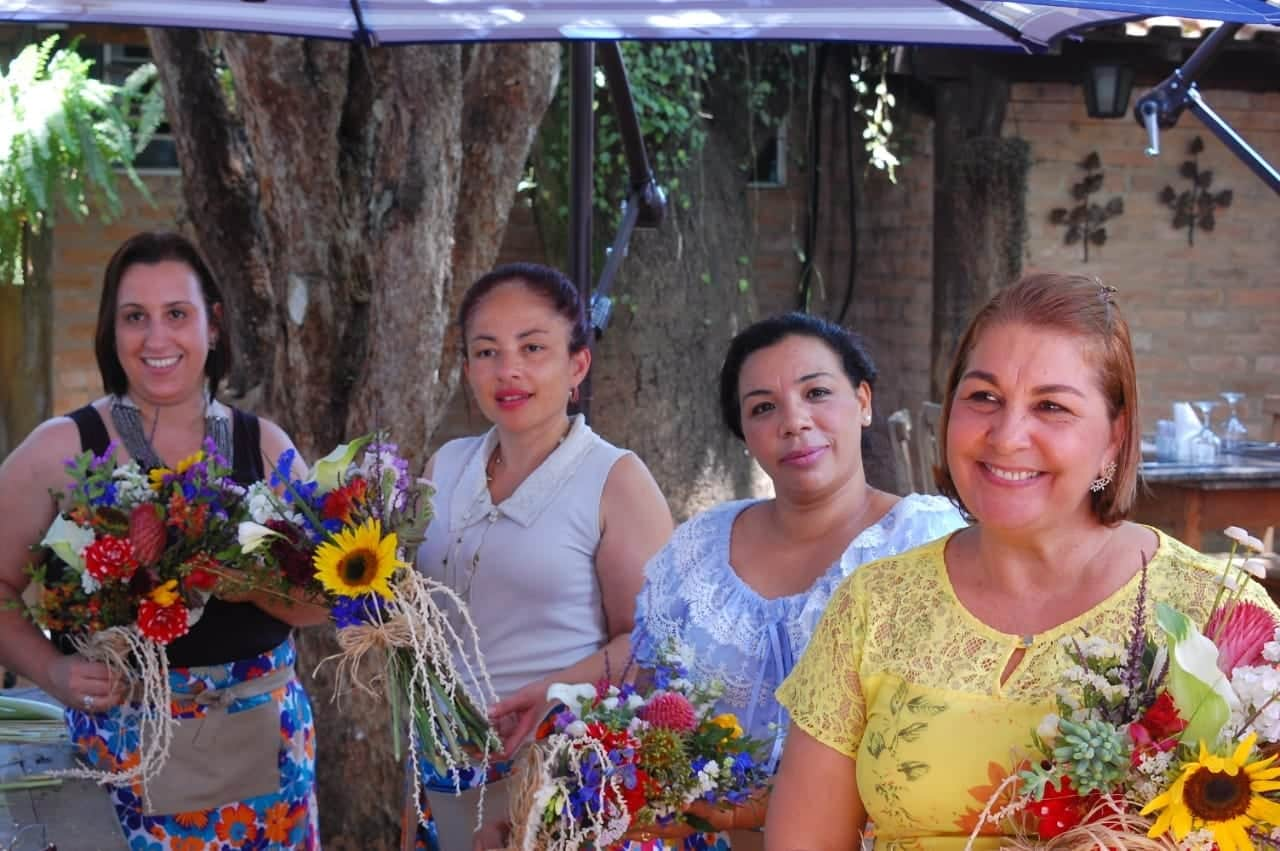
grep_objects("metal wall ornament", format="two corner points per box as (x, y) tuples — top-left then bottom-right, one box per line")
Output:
(1049, 151), (1124, 263)
(1158, 136), (1233, 246)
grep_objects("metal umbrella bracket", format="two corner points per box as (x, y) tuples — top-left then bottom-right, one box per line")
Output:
(1133, 21), (1280, 195)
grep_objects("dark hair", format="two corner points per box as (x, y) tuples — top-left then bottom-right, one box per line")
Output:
(718, 312), (878, 440)
(935, 273), (1140, 525)
(457, 262), (590, 355)
(94, 231), (232, 397)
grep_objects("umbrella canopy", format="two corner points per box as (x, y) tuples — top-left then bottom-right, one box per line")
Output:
(1, 0), (1278, 49)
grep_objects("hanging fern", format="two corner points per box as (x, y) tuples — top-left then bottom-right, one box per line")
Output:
(0, 35), (163, 285)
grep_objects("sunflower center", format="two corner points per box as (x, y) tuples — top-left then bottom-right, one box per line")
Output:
(338, 548), (378, 586)
(1183, 766), (1253, 822)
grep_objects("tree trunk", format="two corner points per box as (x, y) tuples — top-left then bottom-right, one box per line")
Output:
(588, 117), (766, 522)
(0, 223), (53, 458)
(147, 31), (559, 844)
(930, 74), (1030, 400)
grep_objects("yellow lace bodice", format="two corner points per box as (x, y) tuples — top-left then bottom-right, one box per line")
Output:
(776, 529), (1278, 850)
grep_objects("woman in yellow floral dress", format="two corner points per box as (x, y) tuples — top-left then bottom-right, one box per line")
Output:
(766, 273), (1280, 850)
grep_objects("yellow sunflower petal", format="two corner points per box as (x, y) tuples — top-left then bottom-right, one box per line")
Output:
(1232, 733), (1259, 766)
(1245, 794), (1280, 826)
(1146, 803), (1175, 838)
(1170, 799), (1194, 838)
(1140, 788), (1173, 816)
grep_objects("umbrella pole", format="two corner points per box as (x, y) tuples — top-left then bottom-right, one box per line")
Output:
(569, 41), (595, 421)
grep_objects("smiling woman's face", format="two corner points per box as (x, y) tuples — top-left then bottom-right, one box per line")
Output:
(113, 260), (214, 407)
(946, 320), (1122, 535)
(738, 333), (871, 501)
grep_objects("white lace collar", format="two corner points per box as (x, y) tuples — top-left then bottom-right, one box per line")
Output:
(449, 414), (596, 531)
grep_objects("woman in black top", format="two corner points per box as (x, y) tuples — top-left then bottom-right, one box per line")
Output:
(0, 231), (327, 847)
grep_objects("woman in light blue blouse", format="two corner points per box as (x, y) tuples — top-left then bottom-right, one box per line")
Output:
(628, 313), (965, 850)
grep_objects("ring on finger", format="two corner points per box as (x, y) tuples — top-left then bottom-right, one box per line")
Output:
(83, 695), (94, 709)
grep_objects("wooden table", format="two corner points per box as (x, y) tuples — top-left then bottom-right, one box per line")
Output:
(0, 689), (126, 851)
(1135, 454), (1280, 550)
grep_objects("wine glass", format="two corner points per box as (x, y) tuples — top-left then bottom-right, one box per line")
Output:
(1189, 400), (1221, 464)
(1219, 391), (1248, 453)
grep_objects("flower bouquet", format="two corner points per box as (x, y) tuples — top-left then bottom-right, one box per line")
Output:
(239, 435), (500, 811)
(27, 440), (249, 785)
(968, 526), (1280, 851)
(506, 652), (769, 850)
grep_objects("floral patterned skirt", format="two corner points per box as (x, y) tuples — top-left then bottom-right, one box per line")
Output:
(65, 639), (319, 850)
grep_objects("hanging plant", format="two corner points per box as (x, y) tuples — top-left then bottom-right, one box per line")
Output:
(1048, 151), (1124, 263)
(1158, 136), (1232, 246)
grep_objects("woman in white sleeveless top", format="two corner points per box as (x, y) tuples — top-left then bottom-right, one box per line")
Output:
(414, 263), (673, 850)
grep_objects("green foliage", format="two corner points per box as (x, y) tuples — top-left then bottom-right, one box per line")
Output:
(531, 42), (716, 235)
(0, 35), (163, 285)
(849, 48), (900, 182)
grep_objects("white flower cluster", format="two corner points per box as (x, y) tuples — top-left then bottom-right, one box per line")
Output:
(1264, 626), (1280, 664)
(1133, 749), (1175, 802)
(1178, 829), (1219, 851)
(244, 481), (299, 525)
(111, 463), (152, 510)
(1060, 665), (1130, 704)
(688, 759), (721, 803)
(1228, 663), (1280, 743)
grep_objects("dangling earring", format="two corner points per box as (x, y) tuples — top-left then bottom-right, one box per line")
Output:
(1090, 461), (1117, 493)
(862, 414), (872, 426)
(569, 385), (580, 404)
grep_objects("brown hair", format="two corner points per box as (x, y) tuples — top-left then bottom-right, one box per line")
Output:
(94, 231), (231, 397)
(935, 273), (1141, 525)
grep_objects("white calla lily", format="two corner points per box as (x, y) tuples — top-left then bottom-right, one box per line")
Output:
(40, 514), (95, 573)
(545, 682), (597, 712)
(237, 521), (283, 553)
(1156, 602), (1239, 746)
(307, 434), (374, 494)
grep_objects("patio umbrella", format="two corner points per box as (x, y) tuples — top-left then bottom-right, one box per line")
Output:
(1, 0), (1277, 49)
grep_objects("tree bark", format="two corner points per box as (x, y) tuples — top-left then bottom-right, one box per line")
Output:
(0, 223), (53, 458)
(588, 115), (766, 522)
(930, 73), (1030, 401)
(147, 31), (559, 844)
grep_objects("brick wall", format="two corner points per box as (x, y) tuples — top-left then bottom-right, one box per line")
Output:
(1007, 81), (1280, 439)
(49, 174), (185, 414)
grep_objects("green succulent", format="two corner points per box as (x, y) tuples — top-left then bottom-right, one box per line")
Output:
(1052, 717), (1131, 795)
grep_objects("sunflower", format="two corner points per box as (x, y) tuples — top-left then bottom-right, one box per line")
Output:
(312, 518), (404, 600)
(1141, 733), (1280, 851)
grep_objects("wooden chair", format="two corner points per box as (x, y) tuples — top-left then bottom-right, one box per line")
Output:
(1265, 394), (1280, 441)
(887, 409), (916, 496)
(915, 402), (943, 495)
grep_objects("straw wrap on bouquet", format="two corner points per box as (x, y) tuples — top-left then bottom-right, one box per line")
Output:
(314, 567), (500, 827)
(62, 626), (174, 799)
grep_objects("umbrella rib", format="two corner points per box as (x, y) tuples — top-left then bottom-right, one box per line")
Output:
(348, 0), (378, 47)
(934, 0), (1041, 50)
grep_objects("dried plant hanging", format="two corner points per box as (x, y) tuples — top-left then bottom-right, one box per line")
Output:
(1158, 136), (1233, 246)
(1049, 152), (1124, 263)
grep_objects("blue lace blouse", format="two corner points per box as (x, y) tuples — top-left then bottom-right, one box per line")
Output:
(631, 493), (966, 771)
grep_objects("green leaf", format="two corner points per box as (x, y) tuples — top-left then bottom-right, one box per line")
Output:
(1156, 602), (1234, 746)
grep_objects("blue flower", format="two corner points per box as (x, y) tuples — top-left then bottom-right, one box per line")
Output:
(332, 594), (390, 628)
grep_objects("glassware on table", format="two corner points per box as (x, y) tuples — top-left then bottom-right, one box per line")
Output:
(1219, 391), (1248, 452)
(1155, 419), (1178, 461)
(1189, 400), (1221, 464)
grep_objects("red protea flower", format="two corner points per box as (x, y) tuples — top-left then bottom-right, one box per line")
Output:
(266, 520), (317, 588)
(84, 535), (139, 583)
(1206, 600), (1279, 673)
(637, 692), (697, 732)
(136, 597), (190, 644)
(128, 504), (167, 567)
(322, 478), (368, 523)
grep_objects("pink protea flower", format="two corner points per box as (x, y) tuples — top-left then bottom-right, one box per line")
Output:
(638, 692), (697, 731)
(1207, 600), (1279, 673)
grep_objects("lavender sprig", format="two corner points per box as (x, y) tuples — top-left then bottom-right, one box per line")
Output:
(1121, 555), (1152, 719)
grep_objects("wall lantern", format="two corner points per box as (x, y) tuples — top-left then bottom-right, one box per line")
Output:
(1083, 62), (1135, 119)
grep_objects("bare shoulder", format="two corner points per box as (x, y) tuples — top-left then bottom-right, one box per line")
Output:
(255, 416), (302, 467)
(0, 416), (86, 489)
(603, 452), (667, 509)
